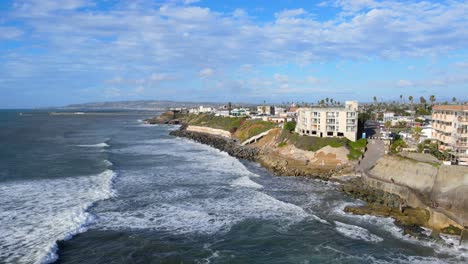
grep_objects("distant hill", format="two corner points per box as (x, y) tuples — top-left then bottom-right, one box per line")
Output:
(61, 100), (223, 110)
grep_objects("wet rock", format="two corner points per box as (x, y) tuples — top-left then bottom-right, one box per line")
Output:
(441, 225), (462, 236)
(169, 129), (259, 161)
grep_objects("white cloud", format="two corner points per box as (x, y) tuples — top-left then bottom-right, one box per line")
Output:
(397, 79), (413, 87)
(199, 68), (214, 78)
(454, 62), (468, 68)
(274, 73), (288, 83)
(2, 0), (468, 103)
(183, 0), (200, 5)
(275, 8), (306, 19)
(0, 26), (23, 39)
(149, 73), (169, 82)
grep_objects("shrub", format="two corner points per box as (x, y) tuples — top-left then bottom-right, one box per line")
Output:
(278, 142), (287, 148)
(391, 139), (408, 154)
(283, 121), (296, 132)
(347, 148), (363, 160)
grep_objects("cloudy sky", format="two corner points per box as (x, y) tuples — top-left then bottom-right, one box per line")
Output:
(1, 0), (468, 108)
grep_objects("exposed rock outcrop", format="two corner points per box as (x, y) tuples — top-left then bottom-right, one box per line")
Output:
(169, 129), (259, 161)
(145, 111), (181, 124)
(352, 155), (468, 233)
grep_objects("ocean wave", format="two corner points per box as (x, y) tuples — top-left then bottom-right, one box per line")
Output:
(102, 159), (113, 167)
(334, 221), (384, 243)
(0, 169), (116, 264)
(231, 176), (263, 189)
(93, 187), (308, 235)
(75, 142), (109, 147)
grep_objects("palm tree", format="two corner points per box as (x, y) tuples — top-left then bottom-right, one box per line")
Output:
(330, 98), (334, 105)
(420, 96), (426, 105)
(408, 96), (413, 105)
(429, 95), (436, 106)
(400, 94), (403, 104)
(452, 97), (457, 104)
(373, 96), (377, 104)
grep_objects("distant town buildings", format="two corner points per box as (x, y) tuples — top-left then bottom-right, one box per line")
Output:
(257, 105), (275, 115)
(295, 101), (359, 141)
(189, 106), (215, 114)
(432, 105), (468, 165)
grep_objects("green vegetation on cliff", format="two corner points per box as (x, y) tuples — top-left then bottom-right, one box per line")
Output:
(283, 121), (296, 132)
(235, 119), (276, 142)
(279, 130), (366, 160)
(183, 113), (246, 132)
(347, 138), (367, 160)
(181, 113), (275, 141)
(279, 130), (348, 151)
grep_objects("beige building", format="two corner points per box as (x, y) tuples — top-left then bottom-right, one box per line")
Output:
(432, 105), (468, 165)
(295, 101), (359, 141)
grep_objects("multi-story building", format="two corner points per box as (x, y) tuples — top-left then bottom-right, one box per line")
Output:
(295, 101), (359, 141)
(432, 105), (468, 165)
(257, 105), (275, 115)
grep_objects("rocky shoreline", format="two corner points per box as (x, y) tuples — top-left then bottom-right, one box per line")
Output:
(169, 127), (259, 161)
(167, 122), (465, 239)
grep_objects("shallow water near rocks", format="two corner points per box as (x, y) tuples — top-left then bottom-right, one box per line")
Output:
(0, 110), (466, 264)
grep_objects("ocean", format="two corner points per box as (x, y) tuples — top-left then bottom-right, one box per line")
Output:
(0, 110), (466, 264)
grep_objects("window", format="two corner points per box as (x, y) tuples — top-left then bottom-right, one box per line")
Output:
(327, 132), (334, 136)
(337, 132), (344, 137)
(312, 131), (317, 135)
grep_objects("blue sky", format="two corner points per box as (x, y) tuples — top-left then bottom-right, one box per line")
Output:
(1, 0), (468, 108)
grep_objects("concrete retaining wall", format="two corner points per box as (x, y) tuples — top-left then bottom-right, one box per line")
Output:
(186, 125), (231, 138)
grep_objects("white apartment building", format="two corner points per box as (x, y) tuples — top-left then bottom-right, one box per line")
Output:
(295, 101), (359, 141)
(432, 105), (468, 165)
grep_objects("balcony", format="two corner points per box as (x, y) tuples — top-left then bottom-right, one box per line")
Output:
(457, 116), (468, 125)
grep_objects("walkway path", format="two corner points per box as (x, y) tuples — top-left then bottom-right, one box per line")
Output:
(357, 139), (386, 172)
(241, 128), (275, 146)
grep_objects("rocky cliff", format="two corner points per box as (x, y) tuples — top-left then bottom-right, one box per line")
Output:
(361, 155), (468, 232)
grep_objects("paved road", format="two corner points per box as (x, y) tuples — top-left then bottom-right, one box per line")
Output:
(358, 139), (386, 172)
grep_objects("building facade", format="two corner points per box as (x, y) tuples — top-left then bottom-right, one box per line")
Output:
(432, 105), (468, 165)
(295, 101), (359, 141)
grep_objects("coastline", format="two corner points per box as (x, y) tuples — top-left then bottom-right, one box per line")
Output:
(168, 124), (467, 241)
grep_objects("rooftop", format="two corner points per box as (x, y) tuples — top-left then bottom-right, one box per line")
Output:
(433, 105), (468, 111)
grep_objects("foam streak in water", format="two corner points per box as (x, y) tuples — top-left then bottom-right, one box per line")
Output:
(0, 170), (116, 264)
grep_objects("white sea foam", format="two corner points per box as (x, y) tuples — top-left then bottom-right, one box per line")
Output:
(334, 221), (384, 243)
(231, 176), (263, 189)
(102, 159), (113, 167)
(0, 169), (116, 264)
(76, 142), (109, 147)
(310, 214), (330, 224)
(94, 188), (308, 235)
(335, 201), (468, 261)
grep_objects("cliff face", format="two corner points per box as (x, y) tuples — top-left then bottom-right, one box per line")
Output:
(368, 156), (468, 230)
(170, 126), (354, 178)
(252, 128), (355, 178)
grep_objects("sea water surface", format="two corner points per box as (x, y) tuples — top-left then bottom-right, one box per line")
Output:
(0, 110), (466, 264)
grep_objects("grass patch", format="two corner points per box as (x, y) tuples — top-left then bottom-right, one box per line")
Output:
(346, 138), (367, 160)
(347, 148), (363, 160)
(183, 113), (246, 132)
(279, 130), (348, 152)
(278, 142), (287, 148)
(235, 119), (276, 142)
(182, 113), (275, 141)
